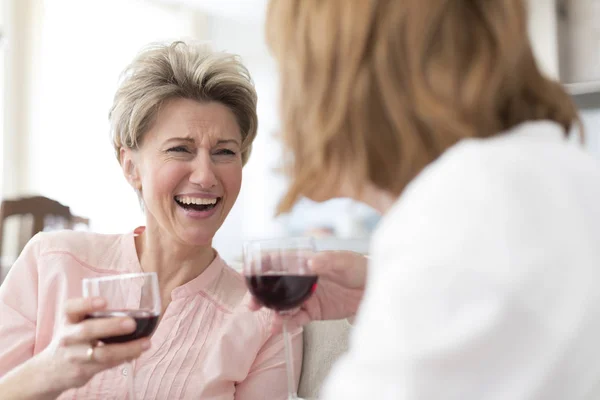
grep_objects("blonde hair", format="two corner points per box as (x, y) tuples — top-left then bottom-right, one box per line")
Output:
(267, 0), (581, 213)
(110, 41), (258, 165)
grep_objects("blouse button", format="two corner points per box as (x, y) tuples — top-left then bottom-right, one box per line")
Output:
(122, 368), (128, 376)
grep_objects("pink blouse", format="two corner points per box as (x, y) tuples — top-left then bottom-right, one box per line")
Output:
(0, 229), (302, 399)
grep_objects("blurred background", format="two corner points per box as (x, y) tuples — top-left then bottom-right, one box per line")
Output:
(0, 0), (599, 267)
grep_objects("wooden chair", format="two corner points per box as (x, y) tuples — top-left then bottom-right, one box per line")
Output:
(0, 195), (89, 281)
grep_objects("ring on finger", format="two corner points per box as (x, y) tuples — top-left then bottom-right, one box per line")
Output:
(86, 345), (95, 362)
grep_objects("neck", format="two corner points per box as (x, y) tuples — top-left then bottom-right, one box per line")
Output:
(135, 225), (215, 301)
(358, 184), (396, 215)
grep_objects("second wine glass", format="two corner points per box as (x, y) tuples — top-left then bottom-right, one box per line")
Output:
(243, 237), (317, 400)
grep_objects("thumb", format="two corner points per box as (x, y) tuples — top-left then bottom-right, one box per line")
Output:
(308, 251), (357, 275)
(308, 251), (367, 289)
(246, 296), (263, 311)
(307, 251), (347, 273)
(306, 255), (329, 274)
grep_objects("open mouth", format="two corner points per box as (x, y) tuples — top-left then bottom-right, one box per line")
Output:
(174, 195), (221, 212)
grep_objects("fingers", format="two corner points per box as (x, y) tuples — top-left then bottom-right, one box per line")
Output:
(64, 339), (150, 370)
(91, 339), (151, 367)
(61, 317), (137, 346)
(63, 343), (99, 363)
(247, 296), (262, 311)
(308, 251), (355, 271)
(308, 251), (367, 289)
(64, 297), (106, 324)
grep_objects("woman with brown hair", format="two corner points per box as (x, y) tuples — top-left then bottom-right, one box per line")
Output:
(260, 0), (600, 398)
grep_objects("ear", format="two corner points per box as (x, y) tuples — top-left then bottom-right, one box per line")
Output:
(120, 147), (142, 191)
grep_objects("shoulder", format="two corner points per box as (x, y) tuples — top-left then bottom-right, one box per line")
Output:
(374, 122), (567, 239)
(371, 120), (596, 271)
(370, 129), (535, 263)
(34, 230), (123, 251)
(374, 139), (497, 241)
(28, 230), (131, 272)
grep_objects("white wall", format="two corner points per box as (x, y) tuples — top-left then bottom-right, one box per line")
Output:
(527, 0), (560, 79)
(204, 15), (289, 262)
(25, 0), (200, 232)
(2, 0), (42, 198)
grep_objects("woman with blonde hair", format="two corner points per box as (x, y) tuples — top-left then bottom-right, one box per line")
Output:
(0, 41), (302, 399)
(260, 0), (600, 398)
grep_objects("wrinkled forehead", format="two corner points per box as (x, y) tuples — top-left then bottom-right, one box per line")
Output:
(146, 98), (242, 146)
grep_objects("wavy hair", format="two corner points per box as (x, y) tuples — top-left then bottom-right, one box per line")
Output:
(267, 0), (581, 212)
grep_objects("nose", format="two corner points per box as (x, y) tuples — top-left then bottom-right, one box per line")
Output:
(189, 152), (218, 189)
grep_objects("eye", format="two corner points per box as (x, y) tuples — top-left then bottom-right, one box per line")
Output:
(215, 149), (236, 156)
(167, 146), (190, 153)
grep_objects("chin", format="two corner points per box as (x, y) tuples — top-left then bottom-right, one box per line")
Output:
(181, 230), (215, 247)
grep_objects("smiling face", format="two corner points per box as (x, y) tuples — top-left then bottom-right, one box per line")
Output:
(121, 98), (243, 247)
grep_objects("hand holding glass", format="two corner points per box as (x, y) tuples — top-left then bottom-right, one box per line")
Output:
(82, 272), (161, 400)
(243, 237), (317, 400)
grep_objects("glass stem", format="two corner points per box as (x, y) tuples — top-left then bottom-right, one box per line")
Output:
(127, 361), (136, 400)
(282, 318), (298, 400)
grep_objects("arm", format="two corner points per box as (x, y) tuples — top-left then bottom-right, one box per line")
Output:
(0, 235), (64, 399)
(0, 234), (151, 398)
(235, 324), (303, 400)
(0, 235), (41, 378)
(0, 355), (63, 400)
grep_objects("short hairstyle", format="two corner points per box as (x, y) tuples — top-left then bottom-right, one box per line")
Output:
(110, 41), (258, 165)
(267, 0), (581, 213)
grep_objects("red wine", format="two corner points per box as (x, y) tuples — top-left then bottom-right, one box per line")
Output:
(85, 309), (159, 344)
(246, 275), (318, 311)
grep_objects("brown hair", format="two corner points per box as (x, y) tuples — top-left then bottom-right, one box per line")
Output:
(110, 41), (258, 165)
(267, 0), (581, 213)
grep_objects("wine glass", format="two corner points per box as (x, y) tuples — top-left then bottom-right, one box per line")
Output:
(243, 237), (317, 400)
(82, 272), (161, 400)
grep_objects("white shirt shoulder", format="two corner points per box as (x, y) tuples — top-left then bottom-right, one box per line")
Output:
(322, 121), (600, 400)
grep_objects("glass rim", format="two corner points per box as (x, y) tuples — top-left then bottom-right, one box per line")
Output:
(82, 271), (157, 284)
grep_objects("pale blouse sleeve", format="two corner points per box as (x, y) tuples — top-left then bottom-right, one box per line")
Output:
(235, 318), (303, 400)
(0, 234), (42, 377)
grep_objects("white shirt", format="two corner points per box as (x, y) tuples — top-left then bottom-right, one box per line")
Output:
(322, 121), (600, 400)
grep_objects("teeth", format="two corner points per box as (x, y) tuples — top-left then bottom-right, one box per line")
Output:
(175, 196), (218, 205)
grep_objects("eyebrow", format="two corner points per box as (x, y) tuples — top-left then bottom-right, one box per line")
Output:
(163, 137), (241, 147)
(164, 137), (194, 145)
(216, 139), (241, 147)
